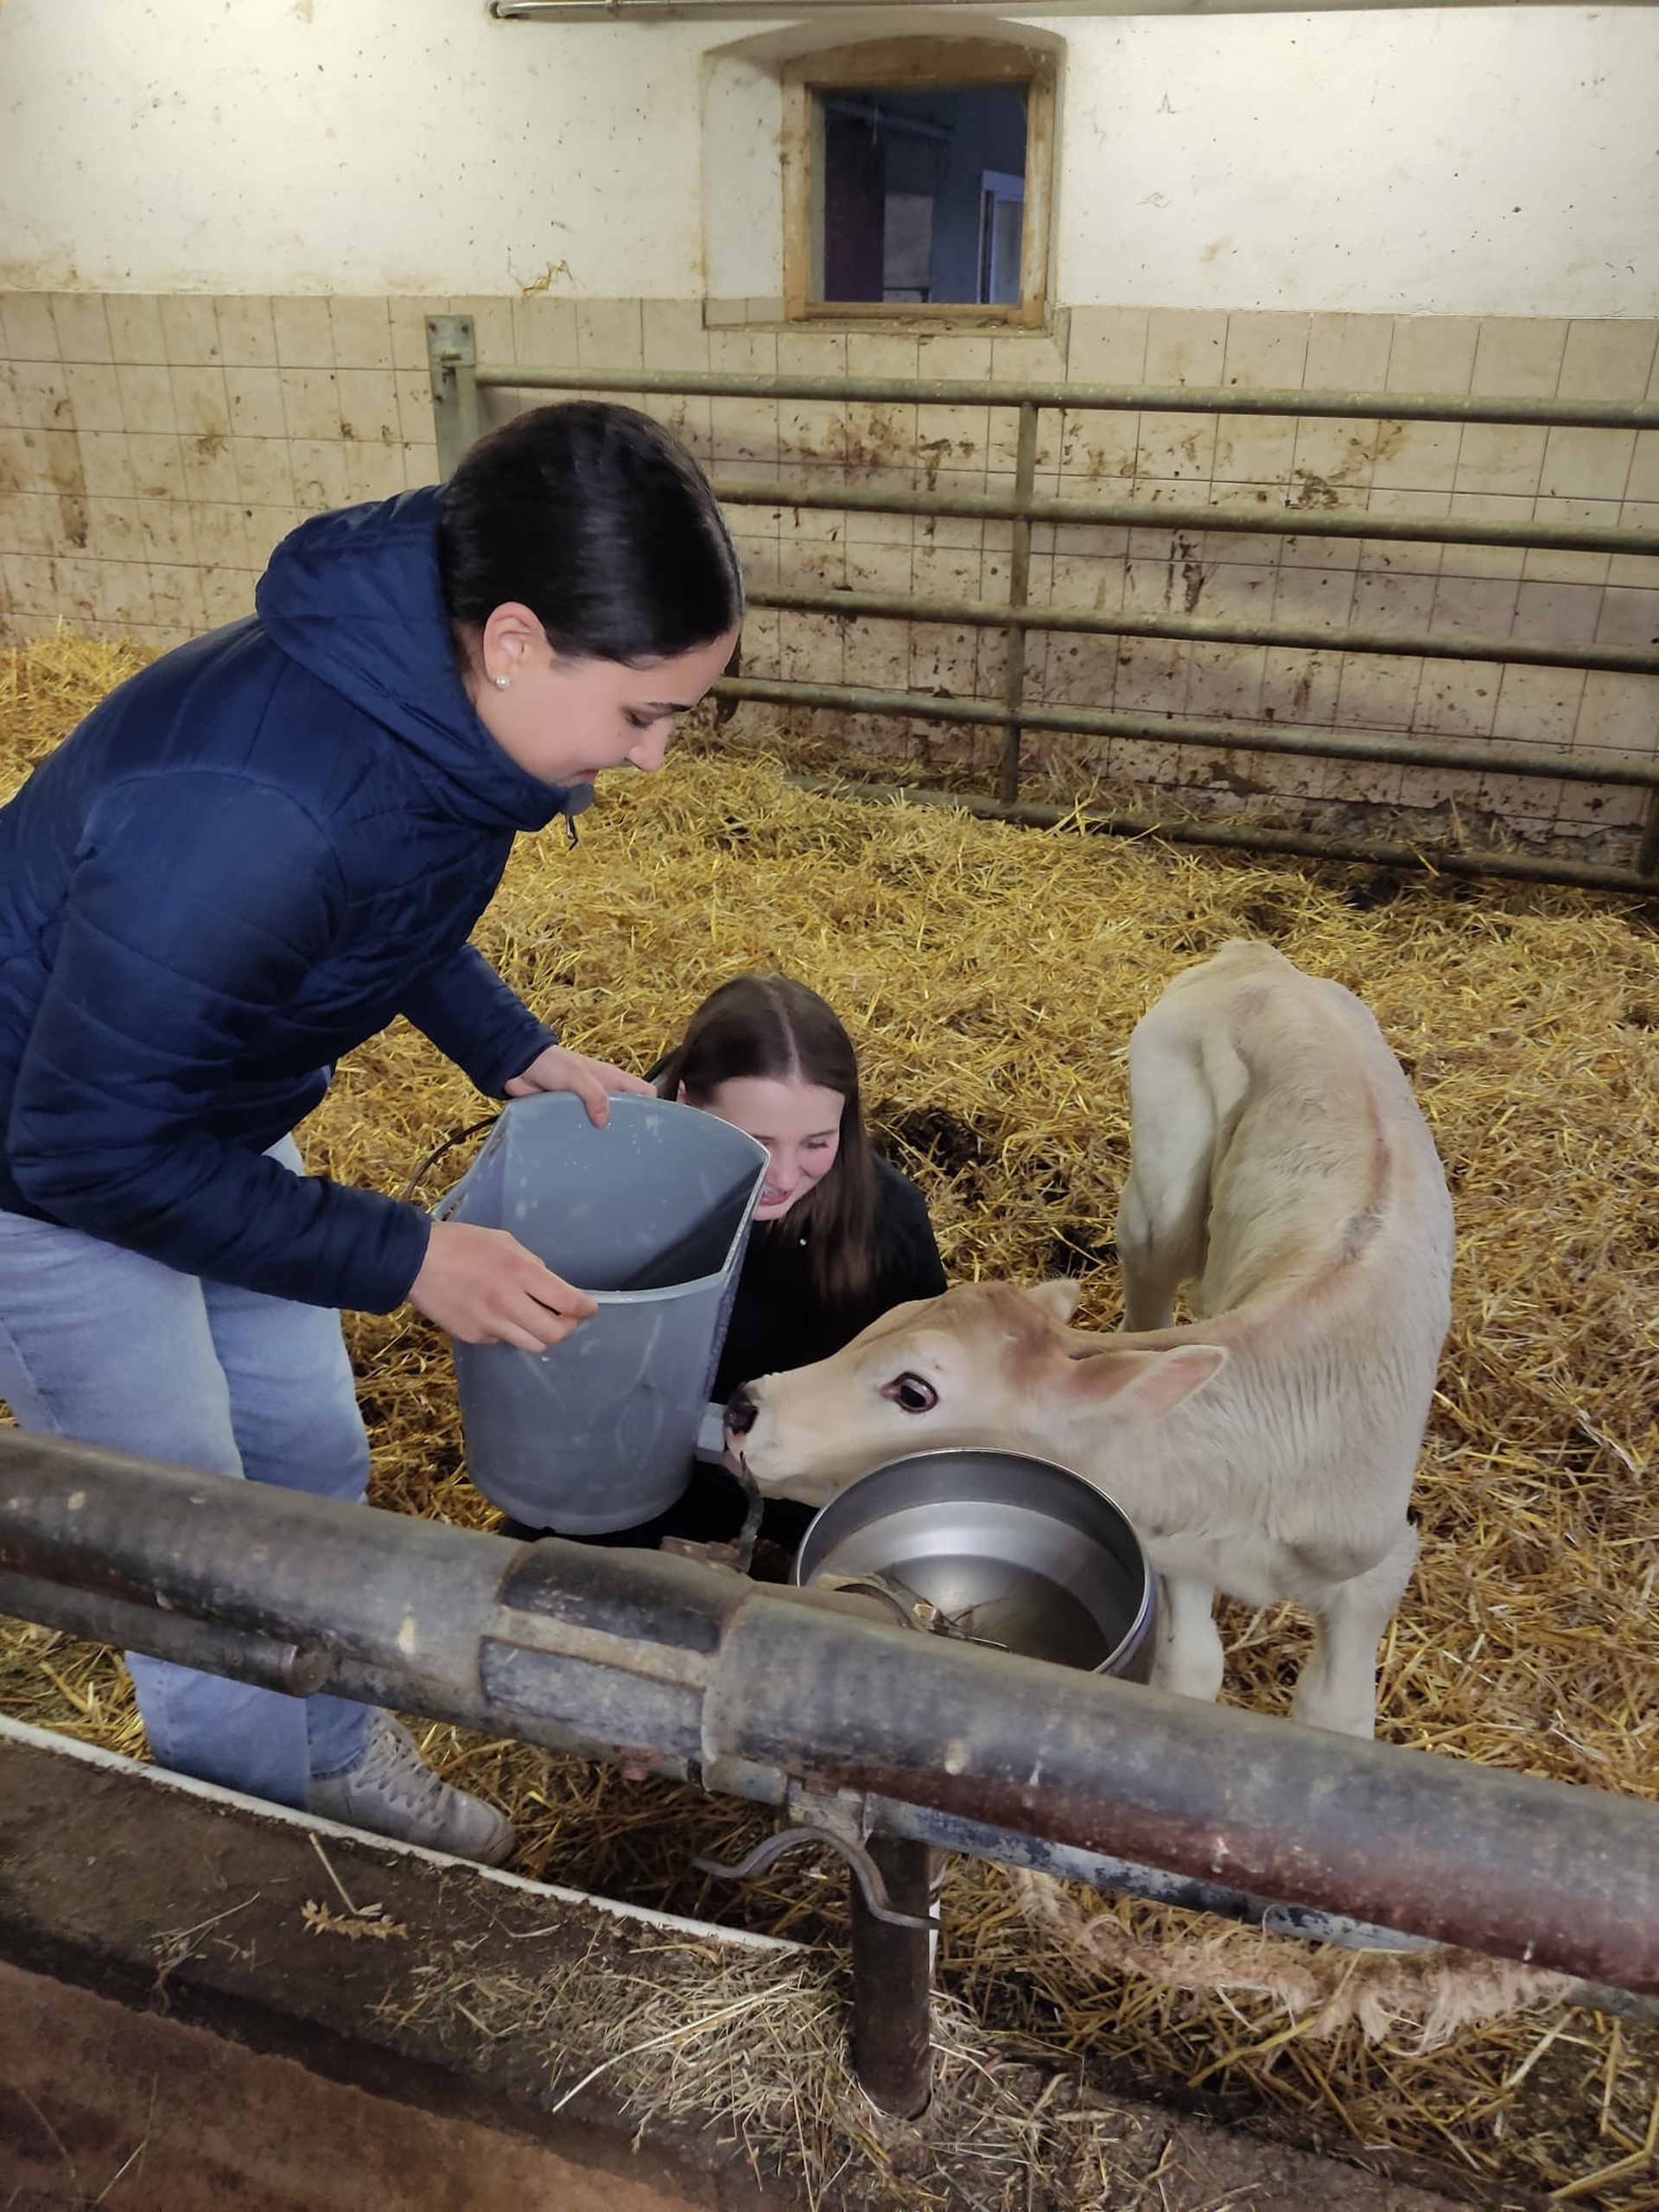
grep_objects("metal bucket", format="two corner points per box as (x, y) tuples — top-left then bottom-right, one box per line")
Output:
(434, 1094), (768, 1532)
(791, 1448), (1155, 1680)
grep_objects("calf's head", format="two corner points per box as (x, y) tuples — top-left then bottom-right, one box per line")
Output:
(728, 1279), (1228, 1507)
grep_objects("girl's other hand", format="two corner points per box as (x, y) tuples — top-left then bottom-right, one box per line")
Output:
(504, 1044), (654, 1126)
(409, 1219), (598, 1351)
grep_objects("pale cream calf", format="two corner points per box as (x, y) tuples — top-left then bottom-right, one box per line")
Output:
(728, 941), (1455, 1738)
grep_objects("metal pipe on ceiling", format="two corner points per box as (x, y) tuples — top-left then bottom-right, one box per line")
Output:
(489, 0), (1659, 18)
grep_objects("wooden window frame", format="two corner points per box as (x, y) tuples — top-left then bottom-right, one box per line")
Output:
(781, 37), (1057, 330)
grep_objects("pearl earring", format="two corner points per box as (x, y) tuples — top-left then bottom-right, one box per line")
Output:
(493, 674), (510, 690)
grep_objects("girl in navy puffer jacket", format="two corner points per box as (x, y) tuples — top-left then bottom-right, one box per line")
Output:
(0, 403), (743, 1861)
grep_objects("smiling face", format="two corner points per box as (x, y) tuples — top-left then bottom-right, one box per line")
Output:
(466, 605), (741, 789)
(690, 1074), (845, 1221)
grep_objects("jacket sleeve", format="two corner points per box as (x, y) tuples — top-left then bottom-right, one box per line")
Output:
(398, 944), (556, 1096)
(7, 771), (431, 1313)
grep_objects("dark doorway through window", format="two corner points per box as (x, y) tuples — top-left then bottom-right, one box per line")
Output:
(817, 84), (1029, 308)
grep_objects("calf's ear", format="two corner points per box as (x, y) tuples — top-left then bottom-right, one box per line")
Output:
(1025, 1279), (1083, 1325)
(1064, 1342), (1229, 1417)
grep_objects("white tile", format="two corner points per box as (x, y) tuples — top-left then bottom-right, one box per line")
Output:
(1558, 321), (1659, 404)
(226, 368), (288, 442)
(159, 296), (221, 365)
(1371, 420), (1461, 496)
(1492, 663), (1586, 747)
(64, 363), (124, 435)
(1, 295), (59, 361)
(1303, 314), (1393, 394)
(1575, 672), (1659, 753)
(280, 370), (342, 442)
(214, 297), (278, 369)
(575, 299), (645, 370)
(106, 296), (168, 367)
(1470, 319), (1568, 398)
(1386, 319), (1478, 397)
(335, 370), (401, 445)
(1594, 588), (1659, 650)
(1221, 312), (1309, 393)
(1143, 310), (1226, 389)
(1454, 423), (1548, 500)
(328, 297), (393, 371)
(50, 295), (113, 364)
(171, 366), (231, 442)
(271, 299), (335, 369)
(1513, 579), (1606, 648)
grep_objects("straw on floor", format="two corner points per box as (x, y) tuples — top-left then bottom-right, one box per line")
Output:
(2, 631), (1656, 2209)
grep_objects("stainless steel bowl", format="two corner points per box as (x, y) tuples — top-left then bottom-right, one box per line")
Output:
(791, 1448), (1155, 1681)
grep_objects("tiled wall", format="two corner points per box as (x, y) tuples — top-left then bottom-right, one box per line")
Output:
(3, 291), (1656, 863)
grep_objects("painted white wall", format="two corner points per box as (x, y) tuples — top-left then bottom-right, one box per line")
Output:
(1, 0), (1654, 315)
(1050, 7), (1659, 315)
(0, 0), (716, 296)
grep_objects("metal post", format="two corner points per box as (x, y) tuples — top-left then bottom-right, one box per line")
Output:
(426, 314), (482, 481)
(849, 1835), (935, 2117)
(999, 399), (1039, 805)
(1637, 786), (1659, 881)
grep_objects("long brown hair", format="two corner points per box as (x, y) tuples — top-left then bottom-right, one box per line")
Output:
(652, 975), (877, 1307)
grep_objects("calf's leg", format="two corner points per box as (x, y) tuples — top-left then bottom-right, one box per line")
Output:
(1291, 1523), (1419, 1738)
(1150, 1570), (1225, 1704)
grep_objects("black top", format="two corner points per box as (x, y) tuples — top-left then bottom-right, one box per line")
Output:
(713, 1156), (946, 1402)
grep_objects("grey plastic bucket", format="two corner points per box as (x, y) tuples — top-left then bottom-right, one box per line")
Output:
(433, 1093), (769, 1532)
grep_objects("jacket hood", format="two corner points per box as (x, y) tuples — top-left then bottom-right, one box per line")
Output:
(255, 487), (591, 835)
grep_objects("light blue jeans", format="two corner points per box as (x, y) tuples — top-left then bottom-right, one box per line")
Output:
(0, 1136), (372, 1808)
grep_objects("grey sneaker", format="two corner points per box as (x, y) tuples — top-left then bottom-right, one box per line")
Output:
(308, 1715), (516, 1867)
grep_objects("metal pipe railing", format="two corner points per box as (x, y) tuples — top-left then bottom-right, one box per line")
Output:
(779, 773), (1656, 896)
(756, 582), (1659, 682)
(722, 676), (1659, 789)
(425, 319), (1659, 885)
(468, 359), (1659, 436)
(3, 1429), (1657, 2005)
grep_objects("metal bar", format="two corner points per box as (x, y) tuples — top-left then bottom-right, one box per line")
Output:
(713, 477), (1657, 559)
(426, 315), (482, 481)
(1000, 400), (1038, 804)
(1638, 788), (1659, 882)
(473, 360), (1659, 436)
(493, 0), (1659, 17)
(867, 1796), (1659, 2021)
(782, 774), (1653, 897)
(707, 1594), (1659, 1996)
(4, 1432), (1659, 1998)
(8, 1554), (1656, 2030)
(755, 582), (1659, 682)
(849, 1835), (934, 2118)
(718, 676), (1659, 791)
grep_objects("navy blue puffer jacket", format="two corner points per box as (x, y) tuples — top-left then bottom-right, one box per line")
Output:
(0, 487), (589, 1313)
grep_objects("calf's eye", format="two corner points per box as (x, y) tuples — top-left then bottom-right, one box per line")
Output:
(881, 1373), (938, 1414)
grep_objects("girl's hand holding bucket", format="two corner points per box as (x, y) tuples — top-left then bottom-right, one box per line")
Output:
(504, 1043), (655, 1127)
(409, 1219), (598, 1351)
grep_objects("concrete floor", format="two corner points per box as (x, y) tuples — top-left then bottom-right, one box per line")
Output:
(0, 1959), (744, 2212)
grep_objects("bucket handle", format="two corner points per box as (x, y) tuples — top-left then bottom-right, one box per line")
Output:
(396, 1114), (501, 1207)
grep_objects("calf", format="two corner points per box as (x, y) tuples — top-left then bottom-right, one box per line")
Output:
(728, 941), (1454, 1737)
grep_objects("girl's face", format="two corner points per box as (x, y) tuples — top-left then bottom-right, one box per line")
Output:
(687, 1075), (844, 1222)
(470, 609), (740, 789)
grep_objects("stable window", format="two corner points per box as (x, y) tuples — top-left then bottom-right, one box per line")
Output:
(784, 41), (1055, 327)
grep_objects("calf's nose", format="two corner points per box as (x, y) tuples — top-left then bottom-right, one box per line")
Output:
(725, 1385), (758, 1438)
